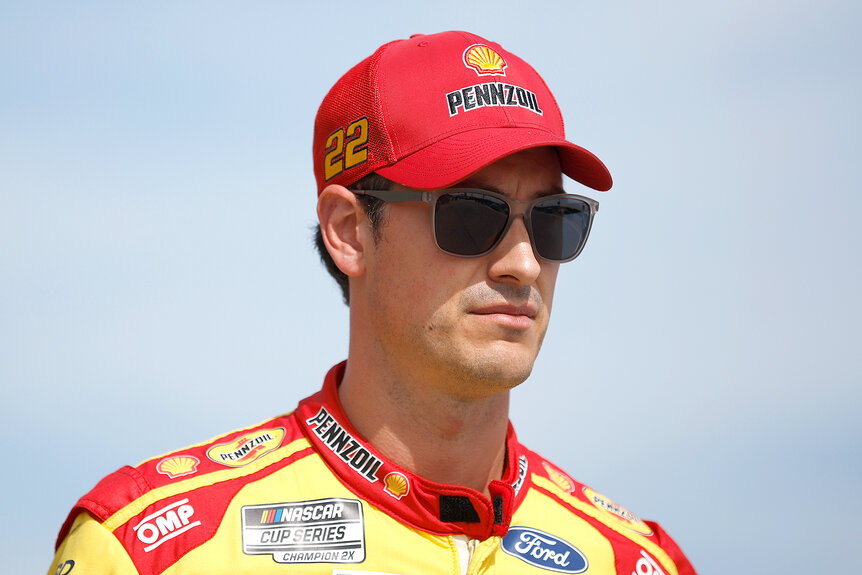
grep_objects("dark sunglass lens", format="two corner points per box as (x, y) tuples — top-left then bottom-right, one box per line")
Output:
(530, 198), (591, 261)
(435, 192), (509, 256)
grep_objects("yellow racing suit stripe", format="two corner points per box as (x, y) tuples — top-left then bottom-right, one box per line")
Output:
(532, 474), (679, 575)
(103, 438), (311, 531)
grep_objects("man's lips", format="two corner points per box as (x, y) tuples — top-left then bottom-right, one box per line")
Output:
(470, 304), (537, 318)
(470, 304), (538, 329)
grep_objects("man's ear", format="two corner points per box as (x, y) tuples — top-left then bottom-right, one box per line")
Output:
(317, 185), (371, 277)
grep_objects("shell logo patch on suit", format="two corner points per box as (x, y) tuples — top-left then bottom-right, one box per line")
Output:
(383, 472), (409, 500)
(542, 461), (576, 494)
(206, 427), (285, 467)
(501, 526), (588, 573)
(463, 44), (507, 76)
(155, 455), (199, 479)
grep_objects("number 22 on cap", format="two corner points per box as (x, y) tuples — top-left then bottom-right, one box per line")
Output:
(324, 117), (369, 180)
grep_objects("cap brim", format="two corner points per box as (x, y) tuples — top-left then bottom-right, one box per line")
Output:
(376, 127), (612, 192)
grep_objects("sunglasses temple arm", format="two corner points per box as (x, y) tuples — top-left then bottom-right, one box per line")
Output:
(355, 189), (431, 203)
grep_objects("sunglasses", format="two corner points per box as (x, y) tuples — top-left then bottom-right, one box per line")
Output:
(353, 188), (598, 263)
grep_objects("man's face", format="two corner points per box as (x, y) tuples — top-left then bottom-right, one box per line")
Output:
(359, 147), (564, 399)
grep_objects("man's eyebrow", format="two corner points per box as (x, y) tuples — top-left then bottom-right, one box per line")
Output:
(539, 185), (566, 196)
(455, 182), (566, 197)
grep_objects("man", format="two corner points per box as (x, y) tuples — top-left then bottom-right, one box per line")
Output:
(49, 31), (696, 574)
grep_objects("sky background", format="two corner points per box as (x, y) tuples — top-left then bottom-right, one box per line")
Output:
(2, 1), (860, 574)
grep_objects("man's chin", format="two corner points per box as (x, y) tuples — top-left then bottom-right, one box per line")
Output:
(444, 345), (539, 397)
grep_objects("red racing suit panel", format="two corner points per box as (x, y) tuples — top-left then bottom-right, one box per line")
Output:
(49, 362), (697, 575)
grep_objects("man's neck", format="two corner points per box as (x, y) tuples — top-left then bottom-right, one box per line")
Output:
(337, 359), (511, 498)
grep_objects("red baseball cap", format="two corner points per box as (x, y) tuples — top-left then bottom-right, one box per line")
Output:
(313, 31), (612, 194)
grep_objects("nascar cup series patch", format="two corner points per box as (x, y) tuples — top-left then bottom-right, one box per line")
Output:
(241, 498), (365, 564)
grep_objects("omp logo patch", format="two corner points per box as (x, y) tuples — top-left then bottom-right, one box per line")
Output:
(133, 499), (200, 552)
(206, 427), (285, 467)
(242, 498), (365, 564)
(501, 527), (588, 573)
(306, 407), (383, 483)
(633, 549), (666, 575)
(583, 487), (653, 536)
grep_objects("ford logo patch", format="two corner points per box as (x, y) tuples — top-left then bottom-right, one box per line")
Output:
(501, 527), (588, 573)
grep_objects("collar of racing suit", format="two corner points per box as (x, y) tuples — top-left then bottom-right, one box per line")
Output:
(296, 361), (530, 541)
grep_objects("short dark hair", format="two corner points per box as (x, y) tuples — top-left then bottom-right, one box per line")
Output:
(314, 173), (393, 305)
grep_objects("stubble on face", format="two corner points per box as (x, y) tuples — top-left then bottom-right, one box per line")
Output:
(373, 282), (551, 400)
(450, 280), (549, 382)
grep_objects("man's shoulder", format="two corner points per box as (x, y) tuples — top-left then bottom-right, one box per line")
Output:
(516, 445), (696, 575)
(55, 411), (312, 549)
(519, 446), (656, 537)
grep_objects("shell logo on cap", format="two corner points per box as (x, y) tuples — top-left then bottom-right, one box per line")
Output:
(383, 471), (410, 500)
(463, 44), (507, 76)
(156, 455), (200, 479)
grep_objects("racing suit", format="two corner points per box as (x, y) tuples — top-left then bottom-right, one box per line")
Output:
(49, 362), (697, 575)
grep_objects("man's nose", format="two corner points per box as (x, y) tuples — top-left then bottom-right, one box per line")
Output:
(486, 216), (542, 285)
